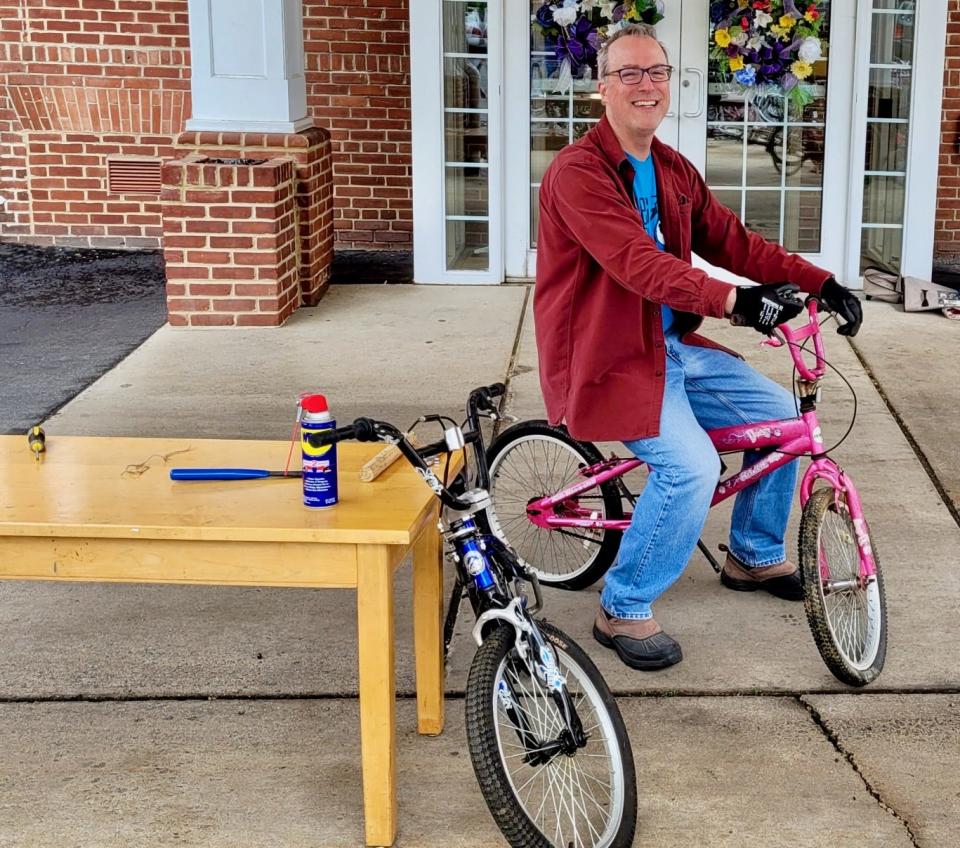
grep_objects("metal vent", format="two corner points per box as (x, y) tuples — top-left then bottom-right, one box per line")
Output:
(107, 158), (162, 195)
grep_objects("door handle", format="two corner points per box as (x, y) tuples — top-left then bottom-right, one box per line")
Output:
(682, 67), (704, 118)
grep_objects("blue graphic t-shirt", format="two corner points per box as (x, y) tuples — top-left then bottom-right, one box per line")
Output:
(625, 151), (673, 334)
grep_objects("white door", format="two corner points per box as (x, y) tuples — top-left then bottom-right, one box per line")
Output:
(506, 2), (854, 283)
(411, 0), (504, 284)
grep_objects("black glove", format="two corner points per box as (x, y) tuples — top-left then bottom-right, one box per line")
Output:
(731, 283), (804, 335)
(820, 276), (863, 337)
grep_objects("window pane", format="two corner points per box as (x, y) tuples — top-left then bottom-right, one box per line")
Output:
(445, 166), (488, 217)
(860, 228), (903, 274)
(870, 13), (913, 64)
(442, 1), (488, 56)
(744, 190), (780, 243)
(784, 192), (823, 253)
(445, 113), (487, 165)
(530, 122), (569, 184)
(865, 122), (907, 172)
(706, 131), (743, 187)
(872, 0), (914, 12)
(745, 127), (783, 188)
(572, 92), (604, 120)
(446, 220), (489, 271)
(713, 189), (743, 221)
(867, 67), (911, 119)
(783, 126), (825, 188)
(444, 58), (488, 110)
(863, 176), (906, 225)
(572, 121), (595, 141)
(534, 97), (569, 120)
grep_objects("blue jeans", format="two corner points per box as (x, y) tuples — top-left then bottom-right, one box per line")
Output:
(600, 335), (799, 620)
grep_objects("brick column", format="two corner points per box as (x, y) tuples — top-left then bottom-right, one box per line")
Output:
(161, 156), (299, 327)
(175, 128), (334, 306)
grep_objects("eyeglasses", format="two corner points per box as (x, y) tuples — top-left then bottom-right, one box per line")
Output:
(604, 65), (674, 85)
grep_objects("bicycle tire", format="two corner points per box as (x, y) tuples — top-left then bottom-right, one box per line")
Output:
(465, 620), (637, 848)
(799, 488), (887, 687)
(480, 421), (624, 590)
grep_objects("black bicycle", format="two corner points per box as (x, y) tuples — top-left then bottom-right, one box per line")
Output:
(308, 384), (637, 848)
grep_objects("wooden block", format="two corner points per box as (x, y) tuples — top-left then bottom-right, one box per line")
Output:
(359, 434), (419, 483)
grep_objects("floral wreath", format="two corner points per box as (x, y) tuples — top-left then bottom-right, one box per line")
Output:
(533, 1), (665, 91)
(710, 1), (825, 108)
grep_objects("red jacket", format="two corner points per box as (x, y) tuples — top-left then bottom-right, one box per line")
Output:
(535, 114), (831, 442)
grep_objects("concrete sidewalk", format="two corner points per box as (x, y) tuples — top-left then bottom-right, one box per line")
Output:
(1, 288), (958, 846)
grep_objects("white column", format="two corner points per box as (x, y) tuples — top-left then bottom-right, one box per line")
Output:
(185, 0), (312, 133)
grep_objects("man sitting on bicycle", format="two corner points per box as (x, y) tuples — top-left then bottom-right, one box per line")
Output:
(534, 24), (862, 670)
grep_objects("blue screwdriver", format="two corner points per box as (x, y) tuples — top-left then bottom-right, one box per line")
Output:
(170, 468), (303, 481)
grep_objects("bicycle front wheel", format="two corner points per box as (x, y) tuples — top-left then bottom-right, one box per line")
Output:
(465, 621), (637, 848)
(481, 421), (623, 590)
(799, 488), (887, 686)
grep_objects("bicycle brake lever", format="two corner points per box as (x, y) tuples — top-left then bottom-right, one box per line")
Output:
(761, 328), (786, 348)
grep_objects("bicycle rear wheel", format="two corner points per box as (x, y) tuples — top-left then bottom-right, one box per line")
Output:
(799, 488), (887, 686)
(480, 421), (623, 590)
(465, 620), (637, 848)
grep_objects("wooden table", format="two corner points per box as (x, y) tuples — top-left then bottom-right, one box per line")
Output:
(0, 435), (456, 847)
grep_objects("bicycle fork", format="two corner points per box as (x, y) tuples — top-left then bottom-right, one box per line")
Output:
(445, 515), (588, 760)
(474, 597), (589, 762)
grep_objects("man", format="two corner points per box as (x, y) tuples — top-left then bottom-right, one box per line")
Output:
(534, 24), (862, 671)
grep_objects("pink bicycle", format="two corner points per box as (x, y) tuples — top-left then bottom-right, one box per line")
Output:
(481, 298), (886, 687)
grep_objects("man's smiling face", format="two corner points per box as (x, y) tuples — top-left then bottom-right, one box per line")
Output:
(598, 35), (671, 141)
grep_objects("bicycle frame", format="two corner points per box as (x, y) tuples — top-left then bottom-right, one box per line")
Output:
(524, 300), (878, 580)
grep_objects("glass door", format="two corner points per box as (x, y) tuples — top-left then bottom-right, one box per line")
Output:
(506, 2), (853, 281)
(411, 0), (503, 284)
(506, 2), (683, 279)
(683, 1), (852, 278)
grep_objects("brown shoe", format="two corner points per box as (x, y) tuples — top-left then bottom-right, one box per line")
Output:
(592, 609), (682, 670)
(720, 552), (803, 601)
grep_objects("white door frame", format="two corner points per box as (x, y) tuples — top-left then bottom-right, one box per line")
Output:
(844, 0), (947, 284)
(411, 0), (504, 284)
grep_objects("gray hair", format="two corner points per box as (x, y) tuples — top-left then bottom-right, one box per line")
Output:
(597, 23), (670, 78)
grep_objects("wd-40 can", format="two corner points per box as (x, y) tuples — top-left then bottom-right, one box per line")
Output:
(300, 394), (338, 509)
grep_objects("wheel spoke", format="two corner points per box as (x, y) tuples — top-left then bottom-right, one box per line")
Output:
(806, 491), (884, 680)
(488, 432), (613, 584)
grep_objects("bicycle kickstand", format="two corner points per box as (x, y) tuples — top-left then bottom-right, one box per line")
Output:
(698, 539), (722, 574)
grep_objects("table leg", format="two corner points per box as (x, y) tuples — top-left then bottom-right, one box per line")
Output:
(412, 517), (445, 736)
(357, 544), (397, 847)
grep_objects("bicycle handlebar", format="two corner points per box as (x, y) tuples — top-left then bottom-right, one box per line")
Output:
(304, 382), (506, 511)
(768, 296), (827, 381)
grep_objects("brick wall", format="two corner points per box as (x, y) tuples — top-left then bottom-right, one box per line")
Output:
(0, 1), (28, 234)
(162, 157), (300, 327)
(0, 0), (191, 247)
(936, 0), (960, 266)
(0, 0), (411, 251)
(302, 0), (412, 250)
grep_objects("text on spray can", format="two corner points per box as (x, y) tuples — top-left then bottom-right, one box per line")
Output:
(300, 394), (338, 509)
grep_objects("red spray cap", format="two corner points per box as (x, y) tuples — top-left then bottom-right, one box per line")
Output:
(300, 394), (329, 414)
